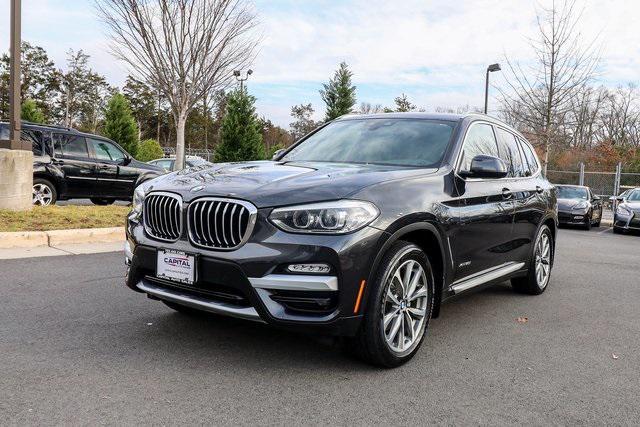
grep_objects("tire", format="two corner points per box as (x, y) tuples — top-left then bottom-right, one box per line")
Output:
(583, 214), (592, 230)
(346, 241), (434, 368)
(512, 224), (553, 295)
(90, 198), (115, 206)
(32, 178), (57, 206)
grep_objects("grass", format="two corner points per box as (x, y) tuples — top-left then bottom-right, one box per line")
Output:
(0, 205), (131, 232)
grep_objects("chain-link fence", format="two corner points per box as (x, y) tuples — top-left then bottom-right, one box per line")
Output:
(620, 172), (640, 193)
(161, 147), (215, 162)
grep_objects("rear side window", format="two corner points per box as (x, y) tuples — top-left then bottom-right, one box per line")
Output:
(460, 123), (499, 172)
(495, 127), (525, 177)
(519, 138), (539, 175)
(154, 159), (174, 170)
(53, 134), (89, 158)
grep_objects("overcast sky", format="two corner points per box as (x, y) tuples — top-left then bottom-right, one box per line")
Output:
(1, 0), (638, 127)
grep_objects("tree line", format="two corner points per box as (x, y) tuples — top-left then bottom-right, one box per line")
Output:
(2, 0), (637, 172)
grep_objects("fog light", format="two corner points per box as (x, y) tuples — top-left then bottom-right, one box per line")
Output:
(287, 263), (331, 274)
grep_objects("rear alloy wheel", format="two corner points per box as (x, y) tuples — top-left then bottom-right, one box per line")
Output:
(512, 224), (553, 295)
(347, 241), (434, 368)
(90, 198), (115, 206)
(32, 179), (56, 206)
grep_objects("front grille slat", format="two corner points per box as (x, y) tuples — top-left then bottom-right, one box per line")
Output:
(143, 193), (182, 242)
(188, 198), (256, 250)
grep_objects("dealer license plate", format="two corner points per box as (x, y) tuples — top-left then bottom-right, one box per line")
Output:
(156, 249), (196, 285)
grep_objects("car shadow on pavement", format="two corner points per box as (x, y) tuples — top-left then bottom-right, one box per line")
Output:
(117, 281), (524, 371)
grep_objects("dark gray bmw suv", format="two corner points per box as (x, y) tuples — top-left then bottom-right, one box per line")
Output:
(125, 113), (557, 367)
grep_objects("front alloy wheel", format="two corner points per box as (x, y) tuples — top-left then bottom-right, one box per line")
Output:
(32, 181), (55, 206)
(382, 259), (429, 354)
(347, 241), (433, 368)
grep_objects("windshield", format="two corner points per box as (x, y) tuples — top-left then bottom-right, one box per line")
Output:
(627, 190), (640, 201)
(187, 158), (210, 167)
(282, 118), (456, 167)
(557, 186), (588, 199)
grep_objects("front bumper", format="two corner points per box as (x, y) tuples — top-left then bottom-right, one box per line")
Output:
(558, 209), (589, 225)
(125, 213), (386, 336)
(614, 212), (640, 230)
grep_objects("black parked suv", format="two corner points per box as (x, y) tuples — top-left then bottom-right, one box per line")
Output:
(125, 113), (557, 367)
(0, 122), (164, 205)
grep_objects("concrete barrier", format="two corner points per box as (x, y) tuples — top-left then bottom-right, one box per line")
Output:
(0, 231), (49, 248)
(0, 227), (125, 249)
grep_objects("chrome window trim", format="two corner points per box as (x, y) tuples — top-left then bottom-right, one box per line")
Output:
(454, 120), (542, 183)
(186, 197), (258, 251)
(142, 191), (183, 243)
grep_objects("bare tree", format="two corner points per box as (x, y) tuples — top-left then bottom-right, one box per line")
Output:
(499, 0), (600, 172)
(358, 102), (384, 114)
(96, 0), (258, 169)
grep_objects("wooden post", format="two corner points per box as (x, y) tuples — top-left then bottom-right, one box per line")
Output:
(9, 0), (22, 150)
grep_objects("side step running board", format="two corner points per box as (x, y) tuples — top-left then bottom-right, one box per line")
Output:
(450, 262), (525, 294)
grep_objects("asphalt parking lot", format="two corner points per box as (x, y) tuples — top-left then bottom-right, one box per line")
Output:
(1, 227), (638, 425)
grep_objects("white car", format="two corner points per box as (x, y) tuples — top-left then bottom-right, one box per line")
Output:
(147, 156), (212, 172)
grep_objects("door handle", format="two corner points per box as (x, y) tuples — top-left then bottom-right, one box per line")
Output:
(52, 159), (64, 165)
(536, 186), (544, 194)
(502, 188), (512, 199)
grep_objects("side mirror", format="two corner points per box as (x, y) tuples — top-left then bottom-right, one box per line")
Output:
(592, 195), (600, 201)
(272, 149), (286, 160)
(120, 156), (132, 166)
(616, 196), (624, 202)
(460, 155), (508, 179)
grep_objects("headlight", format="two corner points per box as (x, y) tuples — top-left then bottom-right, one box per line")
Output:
(571, 201), (589, 210)
(129, 184), (148, 220)
(270, 200), (379, 234)
(616, 205), (632, 216)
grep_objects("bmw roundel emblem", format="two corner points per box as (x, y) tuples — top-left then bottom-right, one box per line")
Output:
(190, 185), (205, 193)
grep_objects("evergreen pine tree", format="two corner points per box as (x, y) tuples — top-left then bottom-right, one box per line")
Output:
(215, 89), (265, 162)
(319, 62), (356, 121)
(104, 93), (139, 157)
(21, 99), (46, 123)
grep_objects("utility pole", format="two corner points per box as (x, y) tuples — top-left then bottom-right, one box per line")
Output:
(0, 0), (32, 211)
(9, 0), (21, 149)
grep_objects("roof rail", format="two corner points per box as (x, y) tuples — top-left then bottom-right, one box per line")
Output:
(21, 121), (76, 131)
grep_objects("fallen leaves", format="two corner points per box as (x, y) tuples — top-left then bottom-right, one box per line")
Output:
(612, 353), (619, 360)
(516, 317), (529, 324)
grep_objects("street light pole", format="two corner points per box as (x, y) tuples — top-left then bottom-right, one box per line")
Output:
(233, 69), (253, 91)
(9, 0), (21, 149)
(484, 63), (501, 115)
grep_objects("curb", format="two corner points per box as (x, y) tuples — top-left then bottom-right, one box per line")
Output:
(0, 227), (125, 249)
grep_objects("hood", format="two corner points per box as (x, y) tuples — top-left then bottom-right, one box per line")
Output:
(557, 197), (589, 211)
(621, 200), (640, 213)
(146, 160), (437, 207)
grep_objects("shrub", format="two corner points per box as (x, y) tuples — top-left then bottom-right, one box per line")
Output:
(137, 139), (164, 162)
